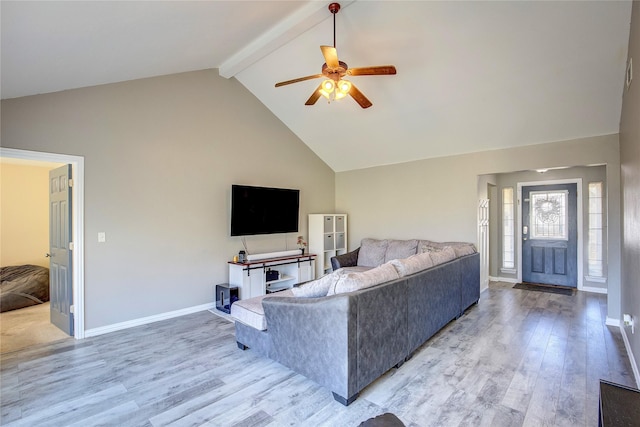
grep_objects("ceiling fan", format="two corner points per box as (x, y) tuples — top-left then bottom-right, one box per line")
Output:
(275, 2), (396, 109)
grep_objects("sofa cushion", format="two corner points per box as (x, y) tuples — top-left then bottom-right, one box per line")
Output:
(447, 243), (477, 257)
(384, 239), (419, 263)
(418, 240), (476, 258)
(357, 238), (389, 267)
(341, 266), (373, 274)
(424, 246), (456, 265)
(327, 262), (400, 295)
(292, 269), (344, 298)
(231, 289), (294, 331)
(390, 252), (435, 277)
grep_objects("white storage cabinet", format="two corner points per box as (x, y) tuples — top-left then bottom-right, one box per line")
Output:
(308, 214), (348, 278)
(228, 254), (316, 300)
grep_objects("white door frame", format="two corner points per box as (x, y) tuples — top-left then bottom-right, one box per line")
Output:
(516, 178), (583, 290)
(1, 147), (85, 339)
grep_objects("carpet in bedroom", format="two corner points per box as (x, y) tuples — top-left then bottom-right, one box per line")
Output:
(0, 302), (70, 353)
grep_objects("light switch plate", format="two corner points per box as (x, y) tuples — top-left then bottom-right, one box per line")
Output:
(98, 232), (106, 243)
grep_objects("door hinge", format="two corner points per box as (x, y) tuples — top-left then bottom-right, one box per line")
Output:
(69, 179), (73, 188)
(70, 305), (75, 314)
(69, 242), (75, 250)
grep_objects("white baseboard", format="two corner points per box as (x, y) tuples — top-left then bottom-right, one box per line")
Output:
(606, 317), (621, 327)
(580, 285), (607, 294)
(84, 302), (214, 338)
(620, 325), (640, 388)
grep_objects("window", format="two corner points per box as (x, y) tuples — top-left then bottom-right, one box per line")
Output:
(530, 190), (568, 240)
(588, 182), (604, 278)
(502, 187), (515, 270)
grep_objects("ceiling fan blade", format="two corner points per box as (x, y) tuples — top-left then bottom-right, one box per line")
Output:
(347, 65), (397, 76)
(275, 74), (323, 87)
(320, 45), (340, 69)
(349, 83), (373, 109)
(305, 84), (323, 105)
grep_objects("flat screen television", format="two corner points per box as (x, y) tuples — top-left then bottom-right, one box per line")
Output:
(230, 185), (300, 236)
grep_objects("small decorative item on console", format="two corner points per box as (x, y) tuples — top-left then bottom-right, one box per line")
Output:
(297, 236), (308, 254)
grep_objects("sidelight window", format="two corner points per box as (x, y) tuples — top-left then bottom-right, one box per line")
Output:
(588, 182), (604, 278)
(502, 187), (515, 269)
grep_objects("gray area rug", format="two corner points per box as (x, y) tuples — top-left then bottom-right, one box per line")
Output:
(513, 282), (575, 296)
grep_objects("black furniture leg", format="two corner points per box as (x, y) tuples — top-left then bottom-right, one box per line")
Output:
(236, 341), (248, 350)
(332, 392), (359, 406)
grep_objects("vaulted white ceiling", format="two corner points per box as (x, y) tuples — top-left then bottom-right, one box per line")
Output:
(1, 1), (632, 172)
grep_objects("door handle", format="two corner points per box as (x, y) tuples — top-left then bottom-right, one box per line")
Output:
(45, 253), (52, 258)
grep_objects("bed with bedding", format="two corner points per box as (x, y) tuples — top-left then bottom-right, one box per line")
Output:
(0, 265), (50, 313)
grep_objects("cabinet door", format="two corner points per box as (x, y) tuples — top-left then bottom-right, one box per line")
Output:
(229, 264), (248, 299)
(297, 262), (314, 283)
(249, 270), (265, 298)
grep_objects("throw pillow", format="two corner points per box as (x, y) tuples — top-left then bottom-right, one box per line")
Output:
(384, 239), (419, 263)
(327, 262), (400, 295)
(357, 238), (389, 267)
(427, 246), (456, 265)
(390, 252), (434, 277)
(448, 243), (477, 257)
(292, 269), (344, 298)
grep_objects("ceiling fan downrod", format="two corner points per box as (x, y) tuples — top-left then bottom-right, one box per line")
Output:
(328, 3), (340, 48)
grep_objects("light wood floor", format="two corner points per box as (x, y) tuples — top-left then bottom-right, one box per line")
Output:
(0, 282), (635, 426)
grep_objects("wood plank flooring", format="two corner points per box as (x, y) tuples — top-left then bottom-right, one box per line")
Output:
(1, 282), (635, 426)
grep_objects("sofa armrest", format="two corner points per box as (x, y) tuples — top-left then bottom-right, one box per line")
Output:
(331, 247), (360, 270)
(262, 295), (358, 402)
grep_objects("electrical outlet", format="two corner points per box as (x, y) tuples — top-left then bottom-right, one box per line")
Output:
(624, 314), (635, 334)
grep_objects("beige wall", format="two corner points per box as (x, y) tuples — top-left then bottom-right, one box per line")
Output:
(0, 163), (51, 268)
(1, 69), (335, 330)
(620, 1), (640, 384)
(336, 134), (622, 319)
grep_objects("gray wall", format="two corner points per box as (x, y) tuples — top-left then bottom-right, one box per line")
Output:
(335, 134), (622, 320)
(0, 69), (335, 330)
(620, 0), (640, 384)
(490, 166), (607, 292)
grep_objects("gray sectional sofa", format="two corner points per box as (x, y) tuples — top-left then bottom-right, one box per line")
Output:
(231, 238), (480, 406)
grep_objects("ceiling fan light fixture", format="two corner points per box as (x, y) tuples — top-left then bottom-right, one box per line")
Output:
(319, 79), (336, 99)
(337, 79), (352, 94)
(274, 2), (395, 109)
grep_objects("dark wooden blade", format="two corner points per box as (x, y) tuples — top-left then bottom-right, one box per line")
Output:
(347, 65), (397, 76)
(320, 45), (340, 69)
(349, 83), (372, 109)
(275, 74), (323, 87)
(305, 84), (323, 106)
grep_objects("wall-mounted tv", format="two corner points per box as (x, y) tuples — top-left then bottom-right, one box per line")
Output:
(230, 185), (300, 236)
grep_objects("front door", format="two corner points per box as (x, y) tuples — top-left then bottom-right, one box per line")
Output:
(522, 183), (577, 288)
(49, 165), (73, 335)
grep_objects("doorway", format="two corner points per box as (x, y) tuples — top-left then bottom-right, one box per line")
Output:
(0, 148), (85, 339)
(521, 183), (578, 287)
(517, 178), (583, 290)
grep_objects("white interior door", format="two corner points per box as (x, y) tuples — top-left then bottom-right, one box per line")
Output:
(49, 164), (73, 335)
